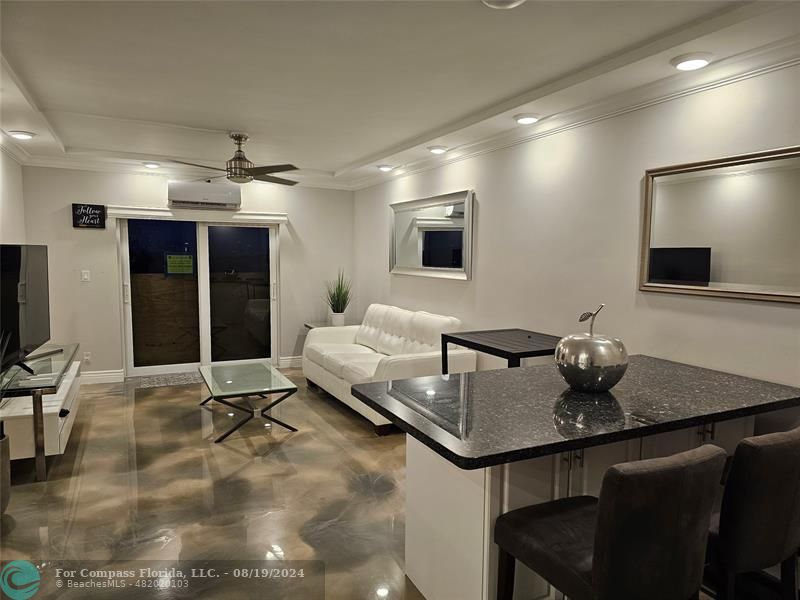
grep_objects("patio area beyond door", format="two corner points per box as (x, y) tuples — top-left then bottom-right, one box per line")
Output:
(120, 219), (278, 377)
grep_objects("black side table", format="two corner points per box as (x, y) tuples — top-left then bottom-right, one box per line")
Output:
(441, 329), (561, 374)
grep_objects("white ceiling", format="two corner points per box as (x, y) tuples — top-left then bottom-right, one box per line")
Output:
(1, 1), (799, 189)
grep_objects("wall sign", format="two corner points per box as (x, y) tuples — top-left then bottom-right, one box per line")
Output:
(72, 203), (106, 229)
(165, 254), (194, 275)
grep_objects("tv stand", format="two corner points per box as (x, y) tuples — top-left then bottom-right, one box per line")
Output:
(0, 343), (79, 481)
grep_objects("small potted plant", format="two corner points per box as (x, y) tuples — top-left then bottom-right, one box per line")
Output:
(325, 270), (352, 326)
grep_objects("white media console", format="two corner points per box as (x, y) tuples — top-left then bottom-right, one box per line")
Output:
(0, 360), (82, 460)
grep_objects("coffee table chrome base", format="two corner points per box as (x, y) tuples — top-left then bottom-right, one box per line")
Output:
(204, 390), (297, 442)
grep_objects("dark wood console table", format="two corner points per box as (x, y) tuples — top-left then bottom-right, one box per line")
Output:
(441, 328), (561, 374)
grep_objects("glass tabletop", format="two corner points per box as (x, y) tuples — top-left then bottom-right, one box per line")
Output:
(198, 361), (297, 398)
(1, 343), (80, 395)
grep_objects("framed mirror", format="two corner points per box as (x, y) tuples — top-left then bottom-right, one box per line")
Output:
(640, 146), (800, 304)
(390, 190), (474, 280)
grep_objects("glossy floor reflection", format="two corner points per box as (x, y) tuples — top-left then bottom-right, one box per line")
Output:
(1, 369), (425, 600)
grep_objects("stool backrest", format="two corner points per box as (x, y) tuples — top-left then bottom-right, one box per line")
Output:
(718, 426), (800, 573)
(593, 444), (726, 600)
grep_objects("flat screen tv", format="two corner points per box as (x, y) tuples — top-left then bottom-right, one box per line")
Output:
(0, 244), (50, 374)
(648, 247), (711, 286)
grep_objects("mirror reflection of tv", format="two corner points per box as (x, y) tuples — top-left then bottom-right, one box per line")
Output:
(1, 244), (50, 375)
(422, 230), (463, 269)
(648, 247), (711, 286)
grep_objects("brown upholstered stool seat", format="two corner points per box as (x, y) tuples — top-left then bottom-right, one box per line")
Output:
(495, 496), (597, 600)
(494, 445), (726, 600)
(705, 426), (800, 600)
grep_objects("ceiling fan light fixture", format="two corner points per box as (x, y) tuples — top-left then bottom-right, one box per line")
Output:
(227, 174), (253, 184)
(169, 132), (298, 186)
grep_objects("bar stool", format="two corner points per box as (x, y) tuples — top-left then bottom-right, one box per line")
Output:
(707, 426), (800, 600)
(494, 444), (726, 600)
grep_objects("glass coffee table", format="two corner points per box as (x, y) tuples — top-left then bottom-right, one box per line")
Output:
(198, 362), (298, 443)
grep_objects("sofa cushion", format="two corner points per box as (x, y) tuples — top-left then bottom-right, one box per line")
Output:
(305, 343), (373, 368)
(342, 354), (386, 384)
(375, 306), (416, 356)
(405, 311), (462, 353)
(354, 304), (390, 351)
(323, 351), (386, 379)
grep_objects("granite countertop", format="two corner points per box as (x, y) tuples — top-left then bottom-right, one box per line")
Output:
(351, 355), (800, 470)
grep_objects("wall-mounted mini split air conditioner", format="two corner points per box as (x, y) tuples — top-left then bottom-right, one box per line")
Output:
(168, 180), (241, 210)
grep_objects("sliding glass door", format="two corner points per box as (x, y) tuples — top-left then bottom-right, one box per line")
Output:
(207, 225), (271, 362)
(121, 220), (277, 376)
(126, 219), (201, 370)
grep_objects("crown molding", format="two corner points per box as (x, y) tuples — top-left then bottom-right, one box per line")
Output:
(351, 41), (800, 191)
(1, 55), (66, 153)
(7, 33), (799, 194)
(42, 110), (230, 135)
(0, 140), (29, 164)
(335, 1), (780, 179)
(107, 204), (288, 224)
(20, 154), (355, 191)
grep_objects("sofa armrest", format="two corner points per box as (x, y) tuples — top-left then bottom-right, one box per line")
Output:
(304, 325), (360, 349)
(373, 349), (476, 382)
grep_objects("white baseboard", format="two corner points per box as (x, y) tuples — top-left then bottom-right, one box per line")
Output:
(278, 356), (303, 369)
(80, 369), (125, 384)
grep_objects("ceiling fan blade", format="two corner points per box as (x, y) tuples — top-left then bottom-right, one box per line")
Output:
(246, 164), (298, 176)
(188, 175), (228, 183)
(253, 174), (298, 186)
(170, 159), (227, 172)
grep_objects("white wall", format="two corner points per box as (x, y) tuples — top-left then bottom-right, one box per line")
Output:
(0, 150), (25, 243)
(652, 166), (800, 289)
(353, 65), (800, 387)
(21, 167), (354, 371)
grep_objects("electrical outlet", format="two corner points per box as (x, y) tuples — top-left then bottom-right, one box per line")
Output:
(83, 352), (92, 362)
(80, 270), (91, 282)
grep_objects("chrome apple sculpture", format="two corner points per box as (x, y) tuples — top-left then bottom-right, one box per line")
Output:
(555, 304), (628, 393)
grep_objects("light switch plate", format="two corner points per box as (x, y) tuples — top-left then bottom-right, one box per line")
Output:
(80, 270), (91, 282)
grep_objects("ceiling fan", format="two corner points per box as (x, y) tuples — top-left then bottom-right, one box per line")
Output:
(171, 133), (299, 186)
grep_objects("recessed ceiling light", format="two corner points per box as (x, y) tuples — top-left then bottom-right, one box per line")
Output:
(481, 0), (527, 8)
(670, 53), (712, 71)
(7, 130), (36, 140)
(428, 146), (448, 155)
(377, 165), (394, 172)
(142, 162), (160, 169)
(514, 113), (540, 125)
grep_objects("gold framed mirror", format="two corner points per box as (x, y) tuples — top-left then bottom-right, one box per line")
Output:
(640, 146), (800, 304)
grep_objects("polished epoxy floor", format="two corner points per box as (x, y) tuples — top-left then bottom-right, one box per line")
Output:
(1, 369), (424, 600)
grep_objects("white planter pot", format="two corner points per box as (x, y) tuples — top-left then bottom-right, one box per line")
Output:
(330, 312), (345, 327)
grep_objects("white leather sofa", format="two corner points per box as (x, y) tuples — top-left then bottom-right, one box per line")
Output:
(302, 303), (477, 432)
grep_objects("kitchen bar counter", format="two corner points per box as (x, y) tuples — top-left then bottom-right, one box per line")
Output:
(352, 354), (800, 469)
(351, 355), (800, 600)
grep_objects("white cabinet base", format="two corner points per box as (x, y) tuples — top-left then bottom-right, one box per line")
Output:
(405, 437), (555, 600)
(0, 361), (82, 460)
(404, 417), (757, 600)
